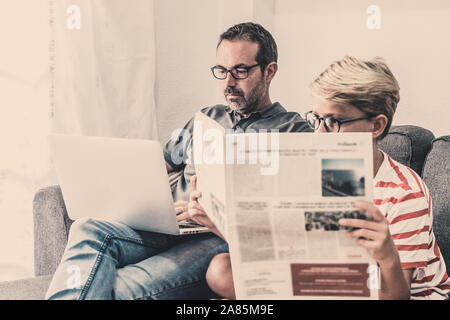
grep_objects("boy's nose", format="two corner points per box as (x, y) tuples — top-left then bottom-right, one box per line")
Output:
(316, 120), (328, 133)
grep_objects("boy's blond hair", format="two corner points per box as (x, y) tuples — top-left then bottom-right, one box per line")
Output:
(310, 56), (400, 139)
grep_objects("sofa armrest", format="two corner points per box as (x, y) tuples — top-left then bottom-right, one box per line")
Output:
(0, 275), (52, 300)
(33, 185), (73, 276)
(422, 136), (450, 274)
(32, 171), (182, 277)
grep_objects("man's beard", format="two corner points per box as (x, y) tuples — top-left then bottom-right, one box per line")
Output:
(224, 79), (267, 116)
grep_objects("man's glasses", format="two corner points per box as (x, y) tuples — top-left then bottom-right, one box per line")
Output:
(305, 111), (372, 133)
(211, 63), (260, 80)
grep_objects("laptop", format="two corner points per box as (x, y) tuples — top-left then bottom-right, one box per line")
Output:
(48, 134), (209, 235)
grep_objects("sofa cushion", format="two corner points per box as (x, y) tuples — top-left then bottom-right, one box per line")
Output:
(422, 135), (450, 273)
(379, 125), (435, 176)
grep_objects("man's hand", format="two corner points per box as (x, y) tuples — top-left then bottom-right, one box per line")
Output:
(173, 200), (189, 218)
(176, 175), (225, 240)
(176, 176), (217, 229)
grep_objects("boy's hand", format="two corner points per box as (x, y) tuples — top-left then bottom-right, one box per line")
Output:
(339, 200), (399, 265)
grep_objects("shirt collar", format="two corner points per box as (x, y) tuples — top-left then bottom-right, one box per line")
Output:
(225, 102), (286, 119)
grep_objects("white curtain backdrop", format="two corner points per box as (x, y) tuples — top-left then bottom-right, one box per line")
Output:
(0, 0), (157, 282)
(52, 0), (158, 139)
(0, 0), (51, 282)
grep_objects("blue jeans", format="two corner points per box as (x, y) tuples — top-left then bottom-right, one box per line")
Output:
(45, 217), (229, 300)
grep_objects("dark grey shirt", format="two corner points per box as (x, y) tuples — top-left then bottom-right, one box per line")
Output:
(163, 102), (312, 201)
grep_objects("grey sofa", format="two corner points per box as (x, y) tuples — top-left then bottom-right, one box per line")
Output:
(0, 125), (448, 300)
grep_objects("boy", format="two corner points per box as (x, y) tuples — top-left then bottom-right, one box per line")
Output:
(187, 56), (450, 299)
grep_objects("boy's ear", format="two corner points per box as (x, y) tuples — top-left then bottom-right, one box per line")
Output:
(372, 114), (388, 139)
(264, 62), (278, 83)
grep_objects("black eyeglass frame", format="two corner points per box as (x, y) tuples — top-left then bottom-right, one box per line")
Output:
(305, 111), (373, 133)
(210, 63), (261, 80)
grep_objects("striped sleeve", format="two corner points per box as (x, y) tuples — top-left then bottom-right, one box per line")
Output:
(388, 193), (431, 269)
(375, 156), (431, 269)
(374, 153), (450, 299)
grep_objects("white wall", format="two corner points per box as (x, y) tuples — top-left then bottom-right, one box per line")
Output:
(0, 0), (50, 280)
(154, 0), (276, 144)
(154, 0), (220, 144)
(272, 0), (450, 138)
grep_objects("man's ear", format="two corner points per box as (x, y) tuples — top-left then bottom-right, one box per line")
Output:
(264, 62), (278, 83)
(372, 114), (388, 139)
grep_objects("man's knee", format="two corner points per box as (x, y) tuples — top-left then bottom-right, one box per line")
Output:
(66, 217), (125, 249)
(206, 253), (233, 295)
(68, 217), (104, 239)
(69, 217), (132, 237)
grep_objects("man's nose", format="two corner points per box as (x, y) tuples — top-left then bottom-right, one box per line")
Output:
(224, 71), (237, 87)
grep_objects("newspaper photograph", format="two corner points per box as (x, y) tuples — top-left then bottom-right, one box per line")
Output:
(193, 112), (379, 300)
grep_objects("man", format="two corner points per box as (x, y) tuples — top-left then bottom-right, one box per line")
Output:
(166, 22), (310, 202)
(196, 56), (450, 300)
(45, 22), (311, 300)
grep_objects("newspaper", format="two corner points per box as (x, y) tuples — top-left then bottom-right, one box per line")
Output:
(193, 112), (379, 300)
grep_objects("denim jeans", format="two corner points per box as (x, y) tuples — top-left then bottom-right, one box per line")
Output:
(45, 217), (229, 300)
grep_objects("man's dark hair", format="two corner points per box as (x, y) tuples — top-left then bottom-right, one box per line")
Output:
(218, 22), (278, 72)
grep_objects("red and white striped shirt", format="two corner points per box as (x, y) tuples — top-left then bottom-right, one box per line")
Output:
(374, 151), (450, 299)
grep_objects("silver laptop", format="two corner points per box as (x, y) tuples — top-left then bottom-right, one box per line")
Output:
(48, 134), (209, 235)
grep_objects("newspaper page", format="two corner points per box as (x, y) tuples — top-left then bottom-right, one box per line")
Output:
(193, 114), (378, 299)
(225, 132), (378, 300)
(192, 112), (228, 238)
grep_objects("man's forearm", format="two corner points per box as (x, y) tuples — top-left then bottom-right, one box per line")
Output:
(209, 226), (226, 242)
